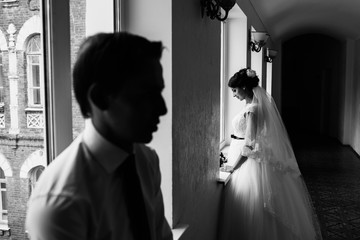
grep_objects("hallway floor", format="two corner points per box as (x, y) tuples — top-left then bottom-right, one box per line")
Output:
(293, 135), (360, 240)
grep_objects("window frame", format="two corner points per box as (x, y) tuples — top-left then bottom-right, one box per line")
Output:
(266, 61), (273, 95)
(114, 0), (124, 32)
(219, 7), (248, 152)
(42, 0), (73, 161)
(26, 35), (43, 107)
(218, 5), (248, 184)
(0, 169), (7, 224)
(220, 21), (227, 149)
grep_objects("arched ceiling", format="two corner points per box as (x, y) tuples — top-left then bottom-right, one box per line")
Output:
(249, 0), (360, 42)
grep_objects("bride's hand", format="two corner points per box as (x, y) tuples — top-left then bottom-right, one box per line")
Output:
(224, 165), (234, 173)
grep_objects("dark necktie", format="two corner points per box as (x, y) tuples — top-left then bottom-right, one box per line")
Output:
(120, 154), (151, 240)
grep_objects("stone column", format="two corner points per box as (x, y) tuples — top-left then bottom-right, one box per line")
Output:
(7, 24), (19, 135)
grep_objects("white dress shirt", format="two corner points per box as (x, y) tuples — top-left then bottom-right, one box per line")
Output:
(26, 120), (173, 240)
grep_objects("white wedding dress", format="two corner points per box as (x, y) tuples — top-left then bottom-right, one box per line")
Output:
(219, 87), (322, 240)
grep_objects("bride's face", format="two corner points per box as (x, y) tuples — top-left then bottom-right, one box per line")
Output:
(231, 87), (246, 100)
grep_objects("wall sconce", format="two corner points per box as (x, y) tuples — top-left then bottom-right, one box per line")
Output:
(201, 0), (236, 21)
(265, 49), (278, 63)
(249, 31), (269, 52)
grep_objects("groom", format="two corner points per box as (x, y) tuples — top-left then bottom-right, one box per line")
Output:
(26, 32), (173, 240)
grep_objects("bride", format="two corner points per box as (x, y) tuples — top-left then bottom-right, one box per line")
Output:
(219, 68), (322, 240)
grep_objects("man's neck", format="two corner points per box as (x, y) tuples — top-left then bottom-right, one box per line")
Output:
(90, 118), (134, 153)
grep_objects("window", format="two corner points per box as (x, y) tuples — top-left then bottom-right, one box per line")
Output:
(266, 62), (272, 95)
(28, 166), (44, 196)
(220, 21), (226, 148)
(219, 5), (248, 151)
(0, 168), (7, 224)
(0, 2), (47, 238)
(250, 27), (263, 87)
(218, 5), (248, 184)
(26, 34), (42, 107)
(70, 0), (114, 139)
(0, 1), (87, 238)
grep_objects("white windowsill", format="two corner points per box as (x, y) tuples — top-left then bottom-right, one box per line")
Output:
(25, 107), (44, 112)
(217, 171), (231, 185)
(0, 221), (9, 231)
(172, 224), (188, 240)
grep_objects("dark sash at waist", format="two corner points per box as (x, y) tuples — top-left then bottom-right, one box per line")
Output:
(231, 134), (244, 140)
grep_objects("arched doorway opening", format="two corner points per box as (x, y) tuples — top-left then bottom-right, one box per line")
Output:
(281, 34), (344, 143)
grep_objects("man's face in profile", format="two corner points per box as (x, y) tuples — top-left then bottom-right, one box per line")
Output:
(103, 59), (167, 144)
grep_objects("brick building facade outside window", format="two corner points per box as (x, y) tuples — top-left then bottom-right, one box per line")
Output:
(0, 0), (85, 239)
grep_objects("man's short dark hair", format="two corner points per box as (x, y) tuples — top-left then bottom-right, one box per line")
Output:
(73, 32), (163, 117)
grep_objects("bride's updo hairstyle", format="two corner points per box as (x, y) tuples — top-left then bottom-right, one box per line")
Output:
(228, 68), (259, 98)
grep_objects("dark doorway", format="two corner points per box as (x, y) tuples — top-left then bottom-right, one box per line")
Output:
(281, 34), (344, 143)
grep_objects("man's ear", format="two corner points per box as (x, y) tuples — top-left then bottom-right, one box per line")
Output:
(87, 83), (108, 110)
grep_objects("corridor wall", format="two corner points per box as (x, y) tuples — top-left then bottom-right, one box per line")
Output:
(171, 0), (222, 238)
(350, 40), (360, 155)
(342, 39), (360, 155)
